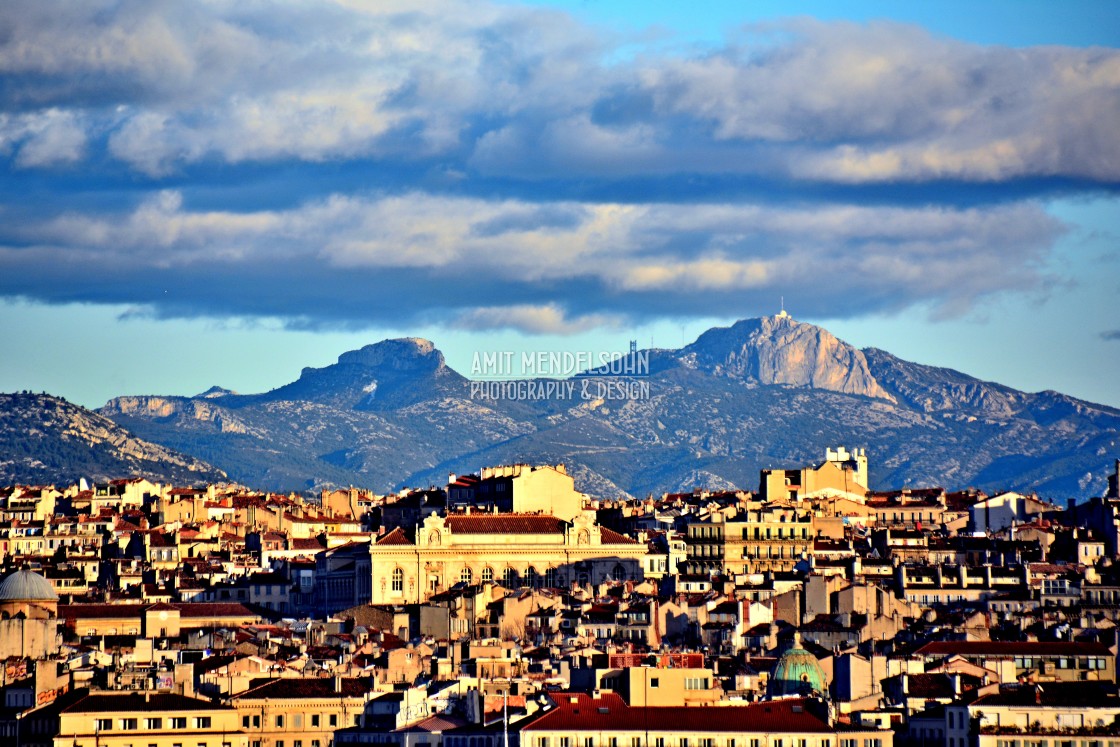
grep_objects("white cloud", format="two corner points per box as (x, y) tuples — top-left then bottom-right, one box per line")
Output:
(0, 3), (1115, 183)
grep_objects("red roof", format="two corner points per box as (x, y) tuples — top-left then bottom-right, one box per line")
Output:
(599, 527), (638, 545)
(524, 693), (834, 733)
(376, 527), (413, 545)
(914, 641), (1112, 657)
(58, 602), (259, 620)
(446, 514), (567, 534)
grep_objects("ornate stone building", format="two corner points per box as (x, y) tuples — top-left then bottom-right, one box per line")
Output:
(368, 511), (647, 605)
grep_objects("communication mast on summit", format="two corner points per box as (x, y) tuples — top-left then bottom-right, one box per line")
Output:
(777, 296), (790, 319)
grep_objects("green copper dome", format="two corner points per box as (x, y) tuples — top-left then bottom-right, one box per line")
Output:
(770, 632), (827, 697)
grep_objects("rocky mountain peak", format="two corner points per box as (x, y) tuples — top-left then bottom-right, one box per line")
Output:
(336, 337), (444, 372)
(679, 314), (895, 401)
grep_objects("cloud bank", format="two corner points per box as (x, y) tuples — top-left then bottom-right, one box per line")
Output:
(0, 1), (1115, 333)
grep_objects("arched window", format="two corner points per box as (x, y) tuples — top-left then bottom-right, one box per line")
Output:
(544, 567), (556, 588)
(503, 567), (519, 587)
(525, 567), (538, 588)
(611, 563), (626, 582)
(460, 567), (473, 585)
(392, 568), (404, 592)
(481, 567), (494, 583)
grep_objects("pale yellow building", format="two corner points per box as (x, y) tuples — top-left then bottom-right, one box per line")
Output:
(447, 464), (585, 523)
(369, 512), (646, 605)
(231, 677), (374, 747)
(760, 447), (869, 502)
(51, 690), (244, 747)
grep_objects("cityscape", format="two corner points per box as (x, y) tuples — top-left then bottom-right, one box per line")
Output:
(3, 450), (1120, 747)
(1, 1), (1119, 747)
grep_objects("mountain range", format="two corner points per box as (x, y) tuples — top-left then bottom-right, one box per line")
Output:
(0, 392), (226, 487)
(60, 313), (1117, 502)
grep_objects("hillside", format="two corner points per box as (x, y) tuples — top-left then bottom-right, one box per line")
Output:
(0, 392), (227, 486)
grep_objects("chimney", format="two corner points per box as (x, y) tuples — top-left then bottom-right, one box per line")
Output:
(334, 675), (342, 693)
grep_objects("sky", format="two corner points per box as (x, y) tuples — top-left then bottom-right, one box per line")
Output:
(0, 0), (1117, 410)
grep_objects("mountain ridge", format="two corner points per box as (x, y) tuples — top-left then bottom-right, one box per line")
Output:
(51, 315), (1120, 499)
(0, 392), (227, 486)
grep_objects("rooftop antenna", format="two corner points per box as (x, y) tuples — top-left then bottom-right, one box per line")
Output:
(777, 297), (789, 319)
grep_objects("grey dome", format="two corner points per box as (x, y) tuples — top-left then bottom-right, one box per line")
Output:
(0, 568), (59, 602)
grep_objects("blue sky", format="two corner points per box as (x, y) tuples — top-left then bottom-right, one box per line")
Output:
(0, 0), (1117, 409)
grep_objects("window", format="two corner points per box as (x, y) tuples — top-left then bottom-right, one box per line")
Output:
(295, 742), (303, 747)
(700, 740), (714, 747)
(526, 567), (538, 587)
(656, 740), (666, 747)
(294, 715), (302, 728)
(681, 739), (689, 747)
(276, 715), (284, 728)
(612, 563), (626, 581)
(561, 739), (570, 747)
(194, 717), (212, 729)
(685, 677), (709, 690)
(120, 718), (138, 730)
(633, 739), (642, 747)
(545, 568), (556, 587)
(586, 738), (595, 747)
(538, 739), (550, 747)
(172, 718), (188, 729)
(482, 567), (494, 583)
(503, 567), (519, 587)
(242, 717), (250, 729)
(277, 742), (284, 747)
(650, 677), (659, 688)
(145, 718), (162, 730)
(461, 567), (473, 585)
(311, 715), (320, 728)
(392, 567), (404, 592)
(329, 715), (337, 727)
(96, 719), (112, 732)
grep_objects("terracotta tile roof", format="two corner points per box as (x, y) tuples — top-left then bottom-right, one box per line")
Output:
(376, 527), (413, 545)
(599, 527), (638, 545)
(973, 682), (1120, 707)
(60, 691), (231, 713)
(914, 641), (1112, 657)
(58, 602), (258, 620)
(446, 514), (567, 534)
(238, 677), (374, 699)
(524, 693), (834, 733)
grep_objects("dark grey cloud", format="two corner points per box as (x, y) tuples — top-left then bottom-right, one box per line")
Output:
(0, 2), (1113, 334)
(0, 189), (1066, 333)
(1102, 330), (1120, 342)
